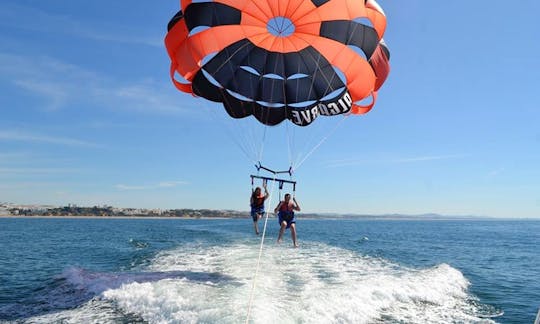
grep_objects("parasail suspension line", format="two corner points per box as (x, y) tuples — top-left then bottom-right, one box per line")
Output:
(258, 126), (268, 164)
(245, 174), (279, 324)
(294, 114), (350, 171)
(202, 100), (258, 165)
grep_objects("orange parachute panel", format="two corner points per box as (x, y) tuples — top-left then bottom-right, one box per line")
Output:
(165, 0), (390, 126)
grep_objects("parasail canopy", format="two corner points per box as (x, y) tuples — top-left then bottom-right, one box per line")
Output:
(165, 0), (390, 126)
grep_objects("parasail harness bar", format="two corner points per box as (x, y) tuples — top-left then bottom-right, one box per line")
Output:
(254, 162), (293, 177)
(250, 175), (296, 192)
(251, 162), (296, 198)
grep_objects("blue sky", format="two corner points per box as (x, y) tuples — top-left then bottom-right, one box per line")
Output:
(1, 1), (539, 218)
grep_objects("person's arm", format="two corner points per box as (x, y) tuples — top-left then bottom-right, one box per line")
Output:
(293, 197), (301, 211)
(274, 201), (282, 214)
(263, 183), (269, 198)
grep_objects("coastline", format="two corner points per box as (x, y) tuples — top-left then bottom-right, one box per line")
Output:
(0, 215), (232, 220)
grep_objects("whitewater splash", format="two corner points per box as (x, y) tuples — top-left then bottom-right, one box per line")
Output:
(22, 242), (498, 323)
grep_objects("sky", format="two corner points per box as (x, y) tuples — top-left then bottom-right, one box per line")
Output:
(0, 1), (539, 218)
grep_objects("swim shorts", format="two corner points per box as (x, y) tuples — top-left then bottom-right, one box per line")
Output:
(251, 206), (264, 221)
(278, 211), (295, 228)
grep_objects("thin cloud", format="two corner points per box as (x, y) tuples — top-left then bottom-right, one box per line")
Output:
(0, 181), (70, 189)
(325, 154), (467, 168)
(324, 158), (372, 168)
(0, 53), (184, 114)
(0, 152), (30, 161)
(0, 130), (101, 148)
(158, 181), (189, 187)
(0, 151), (79, 166)
(487, 168), (505, 177)
(0, 167), (80, 175)
(14, 80), (69, 110)
(393, 154), (467, 163)
(86, 120), (135, 129)
(115, 184), (148, 191)
(115, 181), (188, 191)
(0, 4), (161, 47)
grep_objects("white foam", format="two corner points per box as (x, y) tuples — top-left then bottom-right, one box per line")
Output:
(21, 241), (498, 323)
(18, 298), (127, 324)
(98, 242), (497, 323)
(61, 267), (117, 295)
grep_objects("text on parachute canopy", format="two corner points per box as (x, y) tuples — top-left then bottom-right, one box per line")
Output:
(290, 91), (352, 126)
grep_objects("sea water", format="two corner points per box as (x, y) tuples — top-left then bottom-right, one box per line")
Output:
(0, 217), (538, 323)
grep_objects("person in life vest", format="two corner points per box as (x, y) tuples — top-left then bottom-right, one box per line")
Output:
(250, 182), (269, 235)
(274, 193), (301, 247)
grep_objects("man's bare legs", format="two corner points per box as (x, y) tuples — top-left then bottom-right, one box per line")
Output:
(277, 221), (298, 247)
(277, 221), (287, 243)
(290, 223), (298, 247)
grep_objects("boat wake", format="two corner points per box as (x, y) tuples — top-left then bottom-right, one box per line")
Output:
(15, 241), (501, 323)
